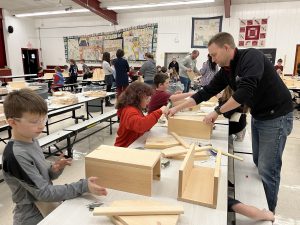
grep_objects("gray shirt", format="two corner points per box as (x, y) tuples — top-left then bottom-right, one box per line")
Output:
(140, 58), (156, 81)
(2, 139), (88, 225)
(179, 55), (199, 78)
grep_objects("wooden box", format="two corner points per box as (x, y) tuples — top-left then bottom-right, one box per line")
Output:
(178, 145), (221, 209)
(168, 115), (213, 139)
(85, 145), (161, 196)
(92, 68), (105, 80)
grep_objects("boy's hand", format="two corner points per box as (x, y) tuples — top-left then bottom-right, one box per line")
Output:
(51, 154), (72, 173)
(88, 177), (108, 196)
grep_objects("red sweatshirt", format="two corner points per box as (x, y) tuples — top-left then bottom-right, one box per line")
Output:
(114, 106), (162, 147)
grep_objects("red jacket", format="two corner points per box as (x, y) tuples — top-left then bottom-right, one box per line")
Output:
(114, 106), (162, 147)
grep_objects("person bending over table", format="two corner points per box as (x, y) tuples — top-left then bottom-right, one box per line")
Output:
(167, 32), (293, 213)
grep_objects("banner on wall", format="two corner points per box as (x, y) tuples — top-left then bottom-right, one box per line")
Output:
(238, 18), (268, 47)
(63, 23), (158, 63)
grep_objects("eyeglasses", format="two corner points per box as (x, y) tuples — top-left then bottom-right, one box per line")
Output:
(14, 117), (48, 126)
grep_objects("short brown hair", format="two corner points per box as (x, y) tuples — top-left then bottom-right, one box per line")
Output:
(54, 66), (62, 73)
(154, 73), (169, 88)
(208, 32), (236, 49)
(4, 89), (48, 119)
(116, 82), (153, 110)
(145, 52), (154, 59)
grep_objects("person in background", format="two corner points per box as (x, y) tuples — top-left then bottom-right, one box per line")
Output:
(179, 50), (200, 93)
(156, 65), (162, 73)
(114, 49), (130, 97)
(114, 82), (167, 147)
(199, 54), (219, 86)
(80, 59), (91, 79)
(218, 86), (247, 141)
(102, 52), (114, 107)
(168, 57), (179, 74)
(274, 58), (283, 76)
(51, 67), (64, 92)
(63, 65), (69, 74)
(37, 67), (44, 78)
(128, 67), (138, 82)
(67, 59), (78, 86)
(161, 66), (168, 74)
(148, 73), (194, 113)
(2, 89), (107, 225)
(169, 68), (180, 83)
(140, 52), (156, 86)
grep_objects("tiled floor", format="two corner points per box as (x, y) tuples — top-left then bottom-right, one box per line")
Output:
(0, 105), (300, 225)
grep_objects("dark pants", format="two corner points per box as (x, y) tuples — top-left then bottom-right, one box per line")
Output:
(116, 85), (128, 98)
(251, 112), (293, 212)
(179, 76), (191, 93)
(105, 74), (114, 103)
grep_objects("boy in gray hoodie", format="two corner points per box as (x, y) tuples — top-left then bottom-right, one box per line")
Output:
(2, 89), (107, 225)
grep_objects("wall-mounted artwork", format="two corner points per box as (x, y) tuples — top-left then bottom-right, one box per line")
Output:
(63, 23), (158, 63)
(191, 16), (223, 48)
(238, 18), (268, 47)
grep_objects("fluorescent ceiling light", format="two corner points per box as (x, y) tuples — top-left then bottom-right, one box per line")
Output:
(15, 9), (89, 17)
(106, 0), (214, 10)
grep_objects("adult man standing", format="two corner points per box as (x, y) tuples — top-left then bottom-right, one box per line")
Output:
(179, 50), (200, 92)
(168, 32), (293, 212)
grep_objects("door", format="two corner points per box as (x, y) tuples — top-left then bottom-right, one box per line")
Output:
(294, 45), (300, 76)
(21, 48), (39, 80)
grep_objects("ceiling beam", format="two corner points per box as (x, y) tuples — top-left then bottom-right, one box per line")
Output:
(71, 0), (118, 25)
(224, 0), (231, 18)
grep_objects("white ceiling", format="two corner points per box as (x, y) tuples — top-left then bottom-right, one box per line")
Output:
(0, 0), (299, 17)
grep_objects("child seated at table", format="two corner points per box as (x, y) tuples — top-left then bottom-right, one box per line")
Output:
(2, 89), (107, 225)
(51, 66), (64, 92)
(114, 82), (167, 147)
(148, 73), (194, 113)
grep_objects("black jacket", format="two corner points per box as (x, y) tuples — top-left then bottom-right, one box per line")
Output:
(168, 61), (179, 73)
(191, 48), (293, 120)
(114, 58), (130, 87)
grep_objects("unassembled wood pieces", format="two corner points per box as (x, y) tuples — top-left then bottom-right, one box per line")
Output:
(178, 144), (222, 208)
(107, 200), (181, 225)
(145, 135), (179, 149)
(92, 68), (105, 80)
(85, 145), (161, 196)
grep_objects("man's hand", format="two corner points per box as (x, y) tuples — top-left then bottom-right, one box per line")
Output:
(203, 111), (219, 124)
(51, 154), (72, 173)
(187, 68), (192, 72)
(88, 177), (108, 196)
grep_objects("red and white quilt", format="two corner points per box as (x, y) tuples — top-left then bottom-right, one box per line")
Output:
(238, 18), (268, 47)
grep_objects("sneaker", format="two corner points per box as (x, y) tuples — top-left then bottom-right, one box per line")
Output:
(105, 102), (114, 107)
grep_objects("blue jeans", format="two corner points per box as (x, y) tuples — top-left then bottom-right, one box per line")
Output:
(251, 112), (293, 212)
(179, 76), (191, 93)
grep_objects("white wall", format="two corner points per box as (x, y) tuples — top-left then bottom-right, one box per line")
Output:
(2, 10), (39, 75)
(4, 1), (300, 74)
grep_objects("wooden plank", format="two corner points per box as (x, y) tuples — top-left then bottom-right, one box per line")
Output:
(170, 132), (190, 148)
(110, 200), (179, 225)
(162, 145), (212, 158)
(145, 136), (179, 149)
(178, 144), (195, 199)
(93, 206), (184, 216)
(170, 151), (209, 160)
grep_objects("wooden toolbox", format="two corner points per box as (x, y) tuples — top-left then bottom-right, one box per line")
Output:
(168, 115), (213, 139)
(85, 145), (161, 196)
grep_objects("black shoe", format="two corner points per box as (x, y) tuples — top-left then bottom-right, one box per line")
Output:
(105, 102), (114, 107)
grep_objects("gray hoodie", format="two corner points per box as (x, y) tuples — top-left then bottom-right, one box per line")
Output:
(2, 139), (88, 225)
(140, 58), (156, 82)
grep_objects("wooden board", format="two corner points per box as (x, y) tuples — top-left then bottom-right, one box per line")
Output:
(110, 200), (180, 225)
(170, 151), (209, 160)
(145, 136), (179, 149)
(187, 70), (196, 80)
(93, 206), (184, 216)
(93, 68), (105, 80)
(161, 145), (212, 158)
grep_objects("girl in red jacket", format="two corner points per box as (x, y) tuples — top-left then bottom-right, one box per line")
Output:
(114, 82), (167, 147)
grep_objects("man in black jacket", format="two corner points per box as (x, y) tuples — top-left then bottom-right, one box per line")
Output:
(168, 32), (293, 212)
